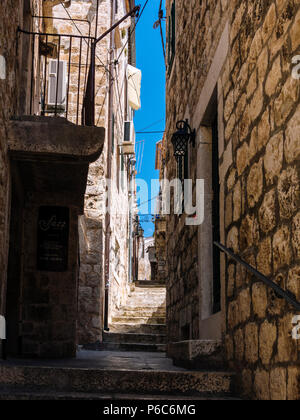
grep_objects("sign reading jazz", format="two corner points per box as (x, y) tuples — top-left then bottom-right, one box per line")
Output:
(37, 206), (69, 271)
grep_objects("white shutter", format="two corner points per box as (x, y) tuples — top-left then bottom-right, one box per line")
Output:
(47, 59), (66, 107)
(0, 315), (5, 340)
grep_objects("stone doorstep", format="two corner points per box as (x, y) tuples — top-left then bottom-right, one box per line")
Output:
(118, 310), (166, 317)
(0, 365), (235, 397)
(100, 343), (167, 353)
(108, 324), (167, 335)
(111, 317), (166, 325)
(134, 281), (167, 288)
(103, 332), (167, 345)
(0, 388), (241, 400)
(169, 340), (225, 370)
(120, 306), (166, 311)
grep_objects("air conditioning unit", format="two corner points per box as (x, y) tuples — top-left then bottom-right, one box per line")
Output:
(122, 120), (135, 155)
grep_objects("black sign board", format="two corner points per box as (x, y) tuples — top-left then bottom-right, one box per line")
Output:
(37, 206), (69, 272)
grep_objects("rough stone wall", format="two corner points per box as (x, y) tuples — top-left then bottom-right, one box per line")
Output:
(165, 0), (228, 343)
(107, 0), (135, 320)
(47, 0), (133, 343)
(222, 0), (300, 401)
(0, 0), (42, 317)
(45, 0), (111, 346)
(165, 0), (299, 400)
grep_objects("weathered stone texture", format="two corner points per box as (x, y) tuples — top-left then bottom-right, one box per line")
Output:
(164, 0), (300, 400)
(0, 0), (42, 316)
(223, 0), (300, 401)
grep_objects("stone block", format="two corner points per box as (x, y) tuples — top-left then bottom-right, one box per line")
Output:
(236, 142), (249, 176)
(249, 85), (263, 121)
(265, 55), (282, 97)
(259, 320), (277, 366)
(241, 369), (253, 398)
(264, 132), (283, 185)
(238, 288), (251, 323)
(259, 189), (276, 233)
(227, 263), (236, 298)
(270, 368), (287, 400)
(277, 167), (299, 219)
(247, 159), (263, 208)
(254, 369), (270, 400)
(234, 328), (244, 361)
(290, 7), (300, 51)
(252, 283), (268, 318)
(292, 212), (300, 260)
(257, 237), (272, 277)
(273, 225), (292, 273)
(262, 4), (276, 44)
(245, 323), (259, 364)
(227, 226), (239, 253)
(287, 367), (300, 400)
(285, 104), (300, 163)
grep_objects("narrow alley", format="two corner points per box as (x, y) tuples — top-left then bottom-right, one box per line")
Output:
(0, 0), (299, 404)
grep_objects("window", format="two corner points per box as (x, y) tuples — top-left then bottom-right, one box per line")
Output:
(167, 0), (176, 72)
(47, 59), (67, 109)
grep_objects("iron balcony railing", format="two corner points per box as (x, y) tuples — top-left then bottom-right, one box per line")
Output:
(17, 5), (140, 127)
(18, 28), (96, 125)
(214, 241), (300, 311)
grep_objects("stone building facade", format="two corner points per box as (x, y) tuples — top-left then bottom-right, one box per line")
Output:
(41, 0), (140, 346)
(163, 0), (300, 400)
(0, 0), (44, 356)
(0, 0), (139, 358)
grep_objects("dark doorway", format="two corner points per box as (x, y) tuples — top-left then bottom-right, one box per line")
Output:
(212, 113), (221, 314)
(6, 163), (24, 356)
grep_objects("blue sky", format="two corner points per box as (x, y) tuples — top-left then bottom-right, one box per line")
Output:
(134, 0), (166, 237)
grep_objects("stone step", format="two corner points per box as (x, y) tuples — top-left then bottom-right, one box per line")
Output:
(100, 342), (167, 352)
(111, 316), (166, 325)
(0, 388), (240, 400)
(135, 281), (166, 288)
(169, 340), (224, 370)
(103, 332), (167, 345)
(121, 305), (166, 311)
(118, 309), (166, 318)
(129, 290), (166, 295)
(108, 324), (167, 334)
(0, 365), (235, 398)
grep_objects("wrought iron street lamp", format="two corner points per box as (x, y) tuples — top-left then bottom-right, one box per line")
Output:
(171, 119), (196, 157)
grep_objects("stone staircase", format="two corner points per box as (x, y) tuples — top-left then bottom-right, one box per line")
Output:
(0, 350), (237, 400)
(104, 283), (167, 352)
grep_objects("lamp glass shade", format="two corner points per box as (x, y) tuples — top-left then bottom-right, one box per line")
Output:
(171, 129), (189, 157)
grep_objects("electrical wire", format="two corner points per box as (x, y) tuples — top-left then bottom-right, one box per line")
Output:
(59, 1), (112, 75)
(138, 195), (158, 207)
(137, 118), (165, 132)
(116, 0), (150, 63)
(136, 130), (165, 134)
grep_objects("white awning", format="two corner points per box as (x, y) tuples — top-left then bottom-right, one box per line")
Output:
(127, 65), (142, 111)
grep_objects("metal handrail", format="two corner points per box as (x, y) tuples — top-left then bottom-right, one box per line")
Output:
(214, 241), (300, 311)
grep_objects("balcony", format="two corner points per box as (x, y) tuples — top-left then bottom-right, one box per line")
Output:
(18, 28), (97, 126)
